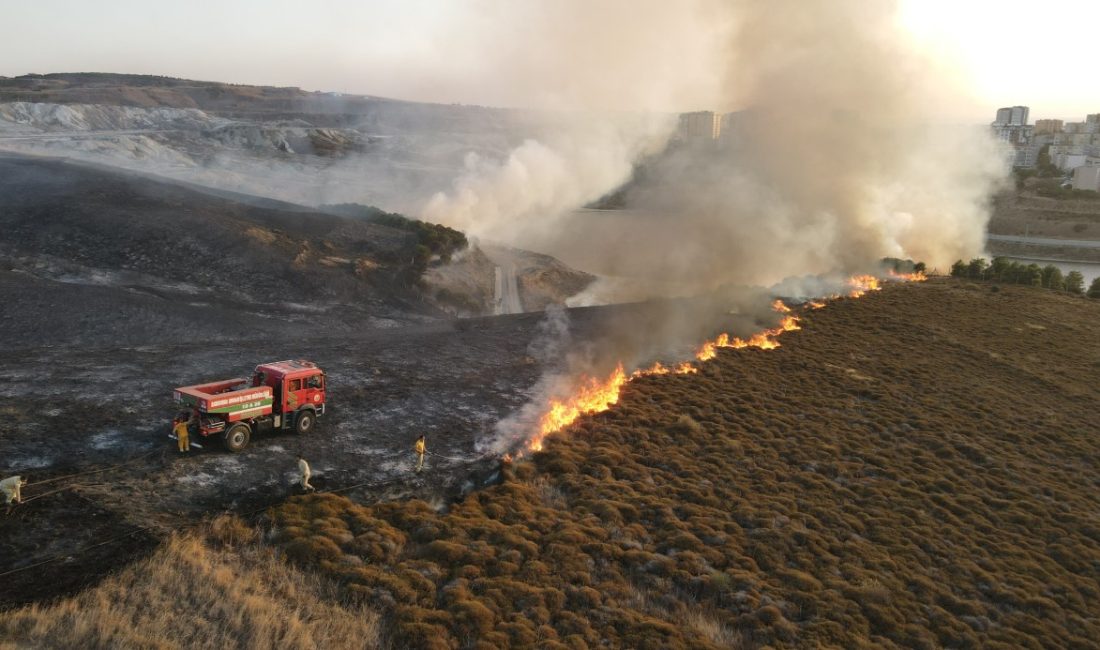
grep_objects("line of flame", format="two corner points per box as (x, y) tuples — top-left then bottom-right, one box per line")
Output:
(517, 273), (925, 455)
(887, 269), (927, 282)
(847, 274), (882, 298)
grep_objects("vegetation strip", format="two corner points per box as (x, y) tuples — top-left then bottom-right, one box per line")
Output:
(267, 280), (1100, 648)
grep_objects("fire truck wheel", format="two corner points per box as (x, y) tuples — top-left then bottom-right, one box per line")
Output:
(295, 410), (315, 435)
(223, 423), (251, 453)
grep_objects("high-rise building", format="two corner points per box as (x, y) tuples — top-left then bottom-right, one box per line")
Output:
(1012, 106), (1030, 126)
(1085, 114), (1100, 134)
(1034, 119), (1063, 135)
(993, 106), (1029, 126)
(678, 111), (722, 140)
(992, 106), (1034, 167)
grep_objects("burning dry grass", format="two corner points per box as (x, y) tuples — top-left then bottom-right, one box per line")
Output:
(0, 516), (381, 649)
(271, 279), (1100, 648)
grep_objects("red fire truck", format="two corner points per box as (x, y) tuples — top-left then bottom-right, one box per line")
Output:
(173, 360), (327, 452)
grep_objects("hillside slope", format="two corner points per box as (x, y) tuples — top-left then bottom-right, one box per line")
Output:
(0, 154), (450, 345)
(265, 280), (1100, 648)
(0, 517), (382, 648)
(0, 73), (540, 211)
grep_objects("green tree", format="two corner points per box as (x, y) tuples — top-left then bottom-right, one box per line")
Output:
(967, 258), (989, 279)
(913, 261), (926, 274)
(1022, 264), (1043, 286)
(1036, 145), (1060, 177)
(1088, 277), (1100, 298)
(950, 260), (967, 278)
(1041, 265), (1065, 290)
(1065, 271), (1085, 295)
(988, 257), (1012, 282)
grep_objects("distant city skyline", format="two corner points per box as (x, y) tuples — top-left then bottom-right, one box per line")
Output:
(2, 0), (1096, 121)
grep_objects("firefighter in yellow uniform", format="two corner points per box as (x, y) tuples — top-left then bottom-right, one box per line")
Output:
(174, 417), (190, 453)
(415, 435), (426, 473)
(1, 475), (25, 508)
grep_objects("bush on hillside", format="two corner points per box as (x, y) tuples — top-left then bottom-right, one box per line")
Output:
(1065, 271), (1085, 295)
(1088, 277), (1100, 299)
(322, 203), (468, 283)
(1041, 265), (1065, 291)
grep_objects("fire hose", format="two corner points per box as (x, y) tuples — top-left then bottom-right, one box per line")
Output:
(425, 450), (498, 463)
(23, 449), (162, 488)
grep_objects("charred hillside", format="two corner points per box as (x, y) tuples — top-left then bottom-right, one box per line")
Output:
(0, 155), (451, 345)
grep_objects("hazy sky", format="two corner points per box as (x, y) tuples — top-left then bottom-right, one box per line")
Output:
(2, 0), (1096, 121)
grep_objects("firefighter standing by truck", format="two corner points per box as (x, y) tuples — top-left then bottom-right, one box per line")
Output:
(173, 415), (190, 453)
(173, 360), (327, 453)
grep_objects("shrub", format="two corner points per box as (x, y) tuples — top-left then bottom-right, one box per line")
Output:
(669, 414), (704, 435)
(284, 535), (343, 564)
(1041, 265), (1064, 290)
(449, 598), (496, 638)
(207, 514), (258, 548)
(1065, 271), (1085, 295)
(967, 258), (988, 279)
(1088, 277), (1100, 299)
(1022, 263), (1043, 286)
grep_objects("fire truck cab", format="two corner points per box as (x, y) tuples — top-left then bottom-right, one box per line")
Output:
(173, 359), (327, 452)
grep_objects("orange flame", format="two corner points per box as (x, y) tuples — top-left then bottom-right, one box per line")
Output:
(520, 273), (909, 455)
(847, 274), (882, 298)
(694, 314), (801, 361)
(887, 269), (928, 282)
(632, 361), (699, 377)
(525, 358), (701, 453)
(529, 364), (628, 452)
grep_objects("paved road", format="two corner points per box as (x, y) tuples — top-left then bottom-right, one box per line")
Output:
(493, 264), (523, 315)
(987, 233), (1100, 249)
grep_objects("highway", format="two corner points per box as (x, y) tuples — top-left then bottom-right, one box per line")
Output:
(986, 233), (1100, 249)
(493, 264), (523, 315)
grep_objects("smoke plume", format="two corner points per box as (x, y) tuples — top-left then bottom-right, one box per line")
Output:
(422, 0), (1007, 297)
(415, 0), (1010, 451)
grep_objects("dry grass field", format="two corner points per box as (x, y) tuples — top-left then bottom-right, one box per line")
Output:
(4, 279), (1098, 649)
(270, 279), (1100, 648)
(0, 516), (381, 649)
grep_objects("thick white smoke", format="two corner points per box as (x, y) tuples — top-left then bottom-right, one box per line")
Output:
(422, 117), (672, 247)
(421, 0), (1008, 297)
(418, 0), (1012, 453)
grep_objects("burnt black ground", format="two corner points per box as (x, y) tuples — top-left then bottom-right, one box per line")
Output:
(0, 301), (777, 608)
(0, 154), (783, 608)
(0, 154), (438, 348)
(0, 314), (542, 607)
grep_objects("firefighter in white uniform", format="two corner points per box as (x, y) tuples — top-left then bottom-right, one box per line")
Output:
(297, 455), (314, 492)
